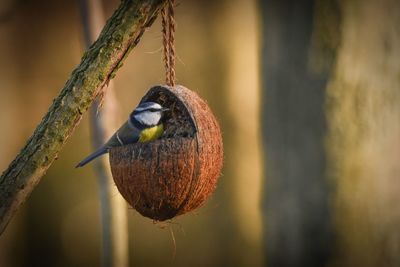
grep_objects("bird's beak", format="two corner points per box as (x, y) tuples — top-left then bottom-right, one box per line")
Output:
(161, 107), (170, 112)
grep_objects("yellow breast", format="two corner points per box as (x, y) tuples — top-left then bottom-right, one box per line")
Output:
(138, 124), (164, 143)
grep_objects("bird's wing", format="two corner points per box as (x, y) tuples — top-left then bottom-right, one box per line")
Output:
(105, 120), (140, 148)
(75, 146), (108, 168)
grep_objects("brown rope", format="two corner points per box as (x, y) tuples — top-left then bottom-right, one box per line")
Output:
(161, 7), (170, 86)
(162, 0), (176, 87)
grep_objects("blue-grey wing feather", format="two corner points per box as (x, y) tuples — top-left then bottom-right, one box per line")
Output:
(76, 120), (140, 168)
(105, 121), (140, 148)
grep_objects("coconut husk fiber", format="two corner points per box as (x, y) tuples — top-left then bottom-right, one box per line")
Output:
(109, 85), (223, 221)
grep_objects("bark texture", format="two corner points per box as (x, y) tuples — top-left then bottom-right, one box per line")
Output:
(0, 0), (164, 235)
(327, 0), (400, 266)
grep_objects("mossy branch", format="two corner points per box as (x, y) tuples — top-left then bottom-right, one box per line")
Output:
(0, 0), (164, 235)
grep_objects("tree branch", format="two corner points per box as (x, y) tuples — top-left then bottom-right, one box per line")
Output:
(0, 0), (164, 235)
(80, 0), (129, 266)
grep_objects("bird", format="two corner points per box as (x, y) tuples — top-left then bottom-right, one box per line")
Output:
(76, 101), (169, 168)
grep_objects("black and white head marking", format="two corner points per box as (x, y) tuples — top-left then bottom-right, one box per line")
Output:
(130, 102), (166, 127)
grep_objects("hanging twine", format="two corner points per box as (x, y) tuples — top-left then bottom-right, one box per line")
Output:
(161, 0), (176, 87)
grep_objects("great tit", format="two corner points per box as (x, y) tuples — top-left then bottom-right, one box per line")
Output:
(76, 101), (168, 168)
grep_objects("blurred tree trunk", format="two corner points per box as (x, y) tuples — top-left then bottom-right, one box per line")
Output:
(79, 0), (128, 266)
(0, 0), (163, 235)
(219, 0), (263, 266)
(260, 0), (333, 266)
(327, 0), (400, 266)
(262, 0), (400, 267)
(189, 1), (260, 266)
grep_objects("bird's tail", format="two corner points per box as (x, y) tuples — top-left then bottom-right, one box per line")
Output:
(75, 147), (108, 168)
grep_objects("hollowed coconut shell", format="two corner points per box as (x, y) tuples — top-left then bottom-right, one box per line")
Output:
(109, 85), (223, 221)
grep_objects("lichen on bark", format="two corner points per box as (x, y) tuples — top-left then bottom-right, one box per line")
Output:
(0, 0), (165, 235)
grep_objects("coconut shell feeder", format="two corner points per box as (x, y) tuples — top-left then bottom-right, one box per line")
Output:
(109, 85), (223, 221)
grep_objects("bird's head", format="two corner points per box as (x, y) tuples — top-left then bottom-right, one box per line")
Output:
(130, 102), (169, 127)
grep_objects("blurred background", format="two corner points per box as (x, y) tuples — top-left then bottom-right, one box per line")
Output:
(0, 0), (399, 267)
